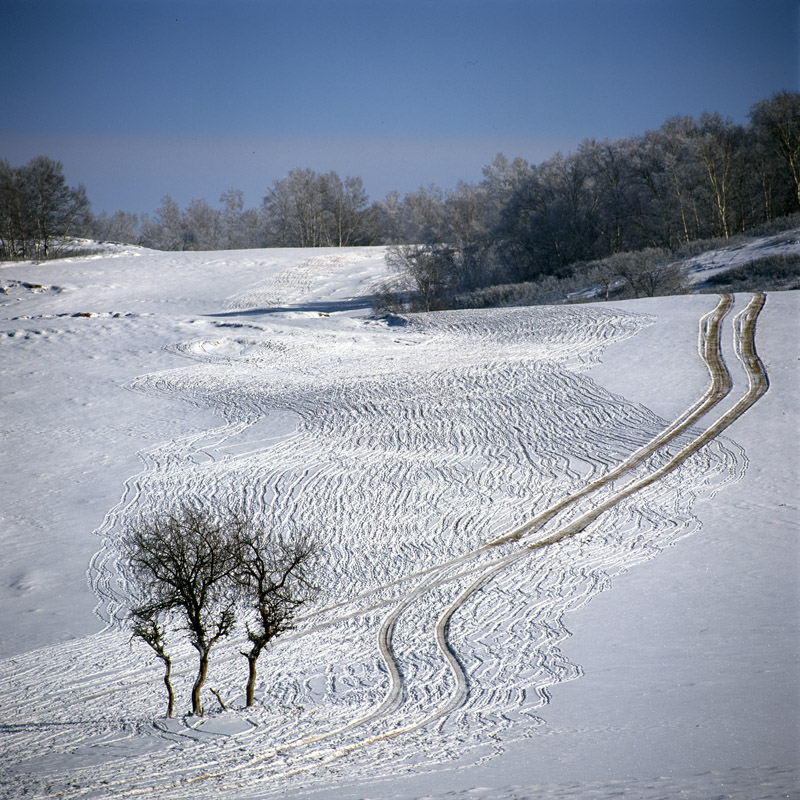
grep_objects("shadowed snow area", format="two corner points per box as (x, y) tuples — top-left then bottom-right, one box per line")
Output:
(0, 245), (797, 799)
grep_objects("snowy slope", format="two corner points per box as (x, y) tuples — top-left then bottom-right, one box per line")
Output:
(0, 246), (797, 799)
(683, 227), (800, 284)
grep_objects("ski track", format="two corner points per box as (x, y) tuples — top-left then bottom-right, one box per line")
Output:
(0, 253), (767, 799)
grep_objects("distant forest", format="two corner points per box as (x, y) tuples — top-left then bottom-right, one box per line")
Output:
(2, 91), (799, 294)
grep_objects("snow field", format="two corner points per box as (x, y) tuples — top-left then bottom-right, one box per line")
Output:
(0, 245), (795, 799)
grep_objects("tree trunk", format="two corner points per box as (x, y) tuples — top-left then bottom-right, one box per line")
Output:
(192, 650), (210, 716)
(163, 657), (175, 718)
(670, 168), (691, 245)
(245, 644), (264, 707)
(246, 653), (258, 707)
(788, 153), (800, 209)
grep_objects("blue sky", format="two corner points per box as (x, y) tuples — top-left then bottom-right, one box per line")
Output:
(2, 0), (798, 216)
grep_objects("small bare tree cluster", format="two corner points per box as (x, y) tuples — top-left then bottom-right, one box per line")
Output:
(574, 249), (687, 301)
(122, 505), (318, 717)
(607, 248), (688, 298)
(262, 168), (374, 247)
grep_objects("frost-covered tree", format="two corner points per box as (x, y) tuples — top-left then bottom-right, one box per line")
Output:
(92, 210), (140, 244)
(611, 248), (687, 298)
(481, 153), (532, 227)
(219, 187), (248, 249)
(399, 183), (446, 245)
(0, 156), (90, 260)
(749, 91), (800, 211)
(385, 244), (454, 311)
(327, 173), (371, 246)
(441, 182), (491, 290)
(151, 194), (184, 251)
(696, 112), (744, 240)
(181, 198), (221, 250)
(262, 168), (374, 247)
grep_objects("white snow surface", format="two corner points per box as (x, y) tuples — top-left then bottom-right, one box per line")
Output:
(0, 245), (797, 799)
(683, 227), (800, 284)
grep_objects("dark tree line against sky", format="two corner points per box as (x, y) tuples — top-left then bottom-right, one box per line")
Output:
(0, 155), (90, 260)
(2, 92), (799, 290)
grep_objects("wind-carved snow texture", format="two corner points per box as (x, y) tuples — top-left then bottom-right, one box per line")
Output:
(0, 258), (765, 799)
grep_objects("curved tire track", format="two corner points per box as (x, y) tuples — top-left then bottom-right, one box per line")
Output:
(425, 292), (767, 734)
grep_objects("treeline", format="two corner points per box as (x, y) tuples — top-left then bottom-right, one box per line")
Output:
(3, 92), (799, 286)
(377, 92), (800, 306)
(96, 170), (379, 252)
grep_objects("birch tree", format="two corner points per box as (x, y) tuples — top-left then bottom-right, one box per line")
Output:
(749, 91), (800, 211)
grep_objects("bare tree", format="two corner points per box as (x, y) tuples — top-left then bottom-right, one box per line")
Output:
(219, 188), (249, 249)
(399, 184), (446, 244)
(385, 244), (452, 311)
(262, 169), (374, 247)
(92, 210), (140, 244)
(749, 91), (800, 210)
(151, 194), (184, 251)
(588, 257), (621, 301)
(24, 156), (90, 258)
(234, 530), (319, 707)
(651, 117), (705, 245)
(481, 153), (532, 227)
(123, 505), (322, 715)
(697, 112), (744, 240)
(0, 156), (90, 260)
(611, 248), (687, 298)
(129, 603), (175, 718)
(122, 505), (242, 716)
(442, 182), (491, 291)
(181, 198), (221, 250)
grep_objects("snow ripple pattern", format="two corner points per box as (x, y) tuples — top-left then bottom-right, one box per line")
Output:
(0, 265), (762, 799)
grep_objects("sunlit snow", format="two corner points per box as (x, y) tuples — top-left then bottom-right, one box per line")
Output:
(0, 244), (797, 799)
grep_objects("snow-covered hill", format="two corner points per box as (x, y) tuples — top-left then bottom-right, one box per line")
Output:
(0, 245), (797, 799)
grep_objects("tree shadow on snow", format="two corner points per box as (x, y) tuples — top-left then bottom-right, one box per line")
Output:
(207, 296), (375, 318)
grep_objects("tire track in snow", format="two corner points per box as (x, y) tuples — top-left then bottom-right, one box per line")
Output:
(489, 292), (734, 546)
(519, 293), (765, 551)
(18, 302), (656, 792)
(417, 292), (766, 747)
